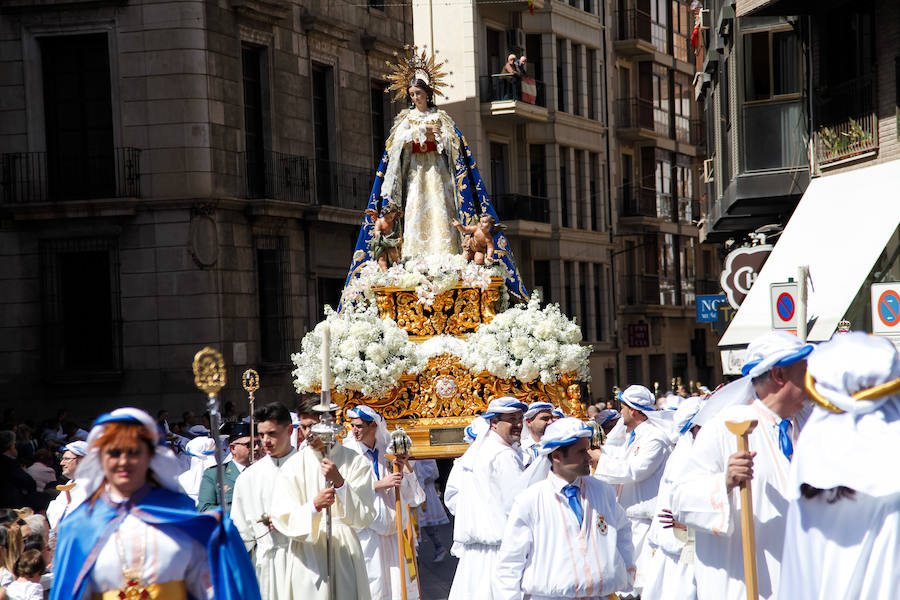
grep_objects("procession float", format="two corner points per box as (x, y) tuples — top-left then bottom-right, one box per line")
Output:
(291, 47), (591, 458)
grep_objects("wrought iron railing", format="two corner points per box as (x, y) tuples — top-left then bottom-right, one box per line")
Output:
(815, 113), (878, 164)
(695, 279), (721, 295)
(814, 75), (879, 164)
(492, 193), (550, 223)
(1, 147), (141, 204)
(615, 97), (661, 133)
(479, 74), (547, 107)
(620, 184), (657, 218)
(240, 152), (374, 210)
(616, 8), (652, 43)
(623, 274), (661, 306)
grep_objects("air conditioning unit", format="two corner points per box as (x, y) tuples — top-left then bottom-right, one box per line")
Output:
(506, 28), (525, 51)
(699, 9), (711, 30)
(702, 158), (715, 183)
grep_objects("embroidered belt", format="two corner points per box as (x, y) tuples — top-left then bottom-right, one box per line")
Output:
(411, 141), (437, 153)
(95, 579), (187, 600)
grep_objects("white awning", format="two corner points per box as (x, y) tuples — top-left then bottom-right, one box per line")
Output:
(719, 159), (900, 348)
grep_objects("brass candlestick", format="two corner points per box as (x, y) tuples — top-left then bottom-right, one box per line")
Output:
(242, 368), (260, 463)
(193, 347), (228, 511)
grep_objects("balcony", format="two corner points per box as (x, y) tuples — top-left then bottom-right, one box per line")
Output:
(614, 9), (655, 56)
(695, 279), (721, 295)
(493, 193), (550, 223)
(814, 75), (878, 166)
(0, 147), (141, 204)
(615, 98), (669, 141)
(241, 152), (374, 211)
(624, 274), (660, 305)
(675, 117), (705, 148)
(620, 184), (657, 218)
(479, 75), (548, 122)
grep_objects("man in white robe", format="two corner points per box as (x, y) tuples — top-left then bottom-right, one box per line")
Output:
(520, 401), (553, 466)
(449, 397), (527, 600)
(494, 418), (635, 599)
(641, 397), (703, 600)
(269, 416), (377, 600)
(670, 331), (813, 600)
(593, 384), (672, 597)
(343, 405), (425, 600)
(779, 332), (900, 599)
(230, 402), (297, 600)
(47, 441), (87, 532)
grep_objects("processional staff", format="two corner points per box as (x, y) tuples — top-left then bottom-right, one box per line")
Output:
(389, 427), (414, 600)
(242, 369), (260, 463)
(310, 323), (340, 600)
(726, 419), (760, 600)
(192, 347), (229, 512)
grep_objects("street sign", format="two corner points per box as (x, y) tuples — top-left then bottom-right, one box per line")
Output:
(697, 294), (726, 322)
(872, 282), (900, 335)
(720, 245), (773, 309)
(770, 281), (799, 329)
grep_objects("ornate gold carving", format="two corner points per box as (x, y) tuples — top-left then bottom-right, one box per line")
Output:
(374, 278), (504, 338)
(192, 347), (226, 398)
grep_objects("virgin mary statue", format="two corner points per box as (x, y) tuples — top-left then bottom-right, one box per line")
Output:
(343, 46), (528, 299)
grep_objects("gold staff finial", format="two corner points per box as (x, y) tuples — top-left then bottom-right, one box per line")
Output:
(242, 369), (260, 395)
(193, 347), (226, 398)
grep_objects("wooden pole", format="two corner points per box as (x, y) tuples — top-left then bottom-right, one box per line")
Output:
(725, 419), (760, 600)
(393, 462), (408, 600)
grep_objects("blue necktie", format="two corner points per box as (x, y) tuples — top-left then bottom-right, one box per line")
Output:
(562, 484), (583, 526)
(530, 445), (539, 458)
(366, 448), (380, 478)
(778, 420), (793, 461)
(627, 430), (636, 447)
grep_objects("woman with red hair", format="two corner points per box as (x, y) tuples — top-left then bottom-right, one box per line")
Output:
(49, 408), (260, 600)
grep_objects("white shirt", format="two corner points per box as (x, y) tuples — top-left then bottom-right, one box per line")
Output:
(670, 400), (797, 600)
(6, 580), (44, 600)
(494, 472), (635, 599)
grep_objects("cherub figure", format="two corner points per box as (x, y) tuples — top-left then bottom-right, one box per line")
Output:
(366, 204), (403, 272)
(450, 213), (498, 265)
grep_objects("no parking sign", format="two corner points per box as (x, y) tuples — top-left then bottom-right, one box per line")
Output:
(872, 282), (900, 335)
(770, 282), (799, 330)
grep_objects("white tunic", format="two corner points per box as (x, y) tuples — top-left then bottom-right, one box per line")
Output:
(593, 420), (671, 592)
(493, 472), (635, 600)
(230, 449), (296, 600)
(269, 444), (377, 600)
(413, 460), (450, 527)
(520, 436), (540, 467)
(778, 490), (900, 599)
(670, 400), (797, 600)
(81, 513), (212, 599)
(641, 434), (698, 600)
(351, 444), (426, 600)
(449, 431), (524, 600)
(46, 487), (74, 531)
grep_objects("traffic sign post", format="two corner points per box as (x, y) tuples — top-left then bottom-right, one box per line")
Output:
(770, 282), (799, 330)
(872, 282), (900, 335)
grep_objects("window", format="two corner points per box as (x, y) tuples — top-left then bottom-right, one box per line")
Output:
(575, 149), (586, 229)
(590, 152), (603, 230)
(672, 353), (688, 385)
(486, 28), (503, 76)
(533, 260), (552, 303)
(565, 262), (575, 317)
(529, 144), (547, 198)
(672, 1), (691, 62)
(659, 233), (677, 305)
(312, 64), (335, 202)
(743, 29), (801, 101)
(40, 33), (114, 200)
(579, 263), (589, 337)
(556, 38), (567, 112)
(679, 236), (696, 304)
(675, 157), (693, 223)
(559, 146), (570, 227)
(317, 277), (344, 322)
(489, 142), (509, 199)
(649, 354), (667, 385)
(626, 355), (643, 385)
(256, 237), (293, 365)
(674, 72), (693, 143)
(242, 45), (269, 198)
(650, 0), (668, 53)
(593, 263), (605, 341)
(587, 49), (597, 120)
(655, 153), (674, 221)
(652, 64), (671, 137)
(719, 57), (732, 185)
(41, 238), (121, 373)
(572, 44), (583, 116)
(371, 81), (390, 165)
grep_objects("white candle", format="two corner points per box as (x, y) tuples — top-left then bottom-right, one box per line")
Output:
(320, 323), (331, 397)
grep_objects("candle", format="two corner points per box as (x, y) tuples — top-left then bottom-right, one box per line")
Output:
(320, 323), (331, 401)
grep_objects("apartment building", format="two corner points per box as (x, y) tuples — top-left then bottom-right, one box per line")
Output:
(0, 0), (412, 416)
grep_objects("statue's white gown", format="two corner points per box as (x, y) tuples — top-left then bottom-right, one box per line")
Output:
(380, 107), (462, 257)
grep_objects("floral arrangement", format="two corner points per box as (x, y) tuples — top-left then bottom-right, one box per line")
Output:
(342, 253), (508, 307)
(292, 291), (590, 397)
(461, 292), (591, 384)
(291, 304), (422, 398)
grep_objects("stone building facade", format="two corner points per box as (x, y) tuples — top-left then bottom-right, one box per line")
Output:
(0, 0), (412, 419)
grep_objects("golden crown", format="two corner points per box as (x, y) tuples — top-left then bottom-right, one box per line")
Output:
(385, 45), (451, 103)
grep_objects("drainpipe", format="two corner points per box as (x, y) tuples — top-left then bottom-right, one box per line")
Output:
(601, 0), (620, 383)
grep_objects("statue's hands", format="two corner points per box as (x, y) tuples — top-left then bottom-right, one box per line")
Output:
(321, 458), (345, 489)
(313, 487), (336, 511)
(449, 219), (460, 229)
(425, 123), (440, 141)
